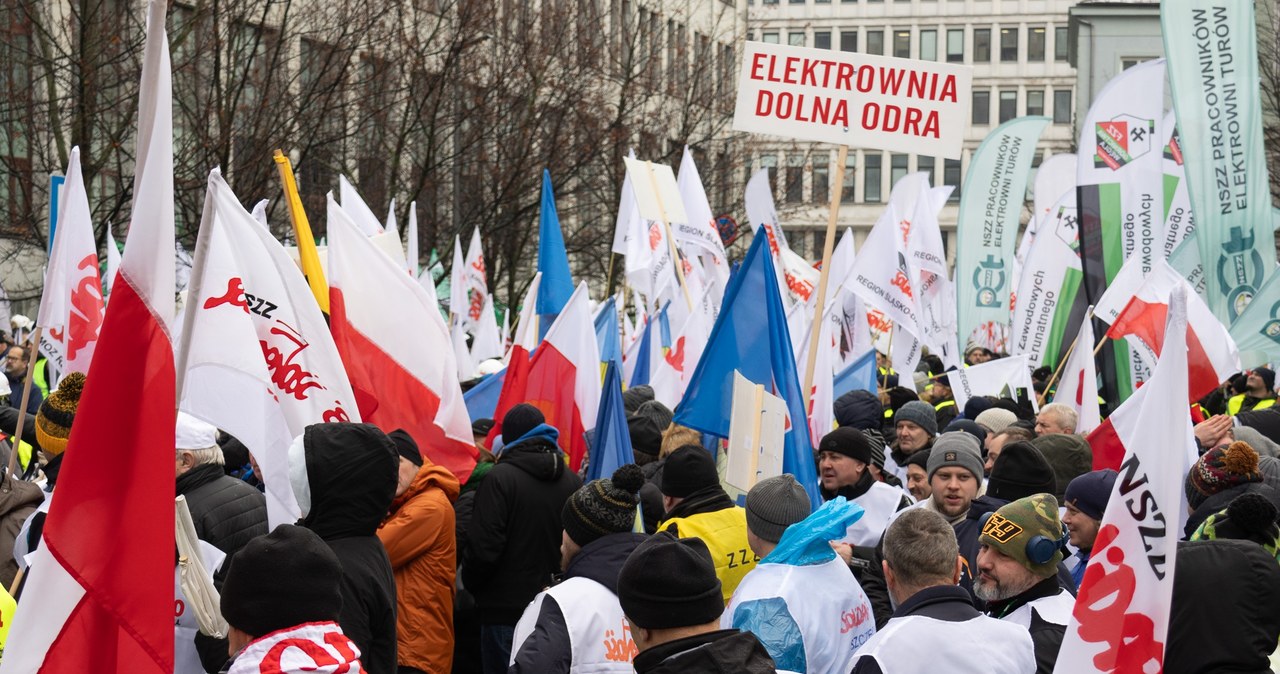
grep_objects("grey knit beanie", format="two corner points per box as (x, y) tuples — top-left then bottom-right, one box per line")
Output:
(975, 408), (1018, 435)
(927, 431), (985, 483)
(896, 400), (938, 437)
(744, 475), (812, 543)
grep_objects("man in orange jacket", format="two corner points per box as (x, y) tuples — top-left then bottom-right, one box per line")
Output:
(378, 429), (462, 674)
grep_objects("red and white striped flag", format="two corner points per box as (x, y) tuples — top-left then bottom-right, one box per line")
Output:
(1, 2), (176, 670)
(178, 169), (361, 527)
(1054, 287), (1196, 674)
(523, 282), (601, 470)
(37, 146), (105, 377)
(327, 195), (478, 482)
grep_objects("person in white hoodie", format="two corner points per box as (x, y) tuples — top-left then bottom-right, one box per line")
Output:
(724, 477), (876, 674)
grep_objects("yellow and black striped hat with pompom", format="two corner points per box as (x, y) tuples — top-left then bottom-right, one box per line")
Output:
(35, 372), (85, 457)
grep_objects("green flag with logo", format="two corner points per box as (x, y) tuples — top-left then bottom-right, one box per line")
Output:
(1163, 0), (1275, 324)
(955, 116), (1049, 352)
(1230, 266), (1280, 368)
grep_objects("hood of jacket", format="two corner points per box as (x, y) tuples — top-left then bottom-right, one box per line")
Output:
(1167, 540), (1280, 674)
(392, 457), (461, 513)
(563, 532), (646, 595)
(633, 629), (775, 674)
(301, 423), (398, 540)
(497, 423), (568, 482)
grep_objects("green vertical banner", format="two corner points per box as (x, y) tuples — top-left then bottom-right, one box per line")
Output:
(1075, 58), (1166, 403)
(1163, 0), (1275, 324)
(955, 116), (1050, 353)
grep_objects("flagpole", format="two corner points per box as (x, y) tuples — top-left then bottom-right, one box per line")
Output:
(643, 161), (695, 312)
(883, 322), (896, 389)
(802, 145), (849, 409)
(1039, 307), (1095, 407)
(274, 150), (330, 313)
(5, 326), (42, 483)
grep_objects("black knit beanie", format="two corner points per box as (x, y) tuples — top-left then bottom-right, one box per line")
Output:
(618, 531), (723, 629)
(220, 524), (343, 637)
(502, 403), (546, 445)
(818, 427), (872, 465)
(388, 429), (423, 466)
(986, 441), (1057, 502)
(660, 445), (719, 498)
(563, 464), (644, 546)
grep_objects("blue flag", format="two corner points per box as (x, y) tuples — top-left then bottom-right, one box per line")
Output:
(587, 361), (633, 482)
(674, 233), (821, 508)
(629, 317), (654, 387)
(833, 349), (878, 399)
(536, 169), (574, 335)
(594, 296), (622, 371)
(463, 369), (505, 422)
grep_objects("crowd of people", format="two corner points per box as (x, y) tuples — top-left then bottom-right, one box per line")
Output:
(2, 336), (1280, 674)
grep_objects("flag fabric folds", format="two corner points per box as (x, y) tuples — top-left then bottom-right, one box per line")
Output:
(274, 151), (329, 313)
(537, 170), (575, 325)
(327, 195), (479, 482)
(1054, 287), (1196, 673)
(949, 354), (1038, 414)
(1050, 311), (1101, 435)
(38, 146), (105, 377)
(523, 282), (601, 471)
(674, 232), (821, 509)
(586, 361), (633, 482)
(178, 170), (361, 527)
(1, 2), (176, 670)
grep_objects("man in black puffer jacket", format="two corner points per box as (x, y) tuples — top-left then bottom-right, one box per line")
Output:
(292, 422), (400, 674)
(175, 413), (266, 557)
(464, 403), (582, 674)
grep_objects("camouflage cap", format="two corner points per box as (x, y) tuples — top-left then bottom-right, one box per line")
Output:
(979, 493), (1064, 577)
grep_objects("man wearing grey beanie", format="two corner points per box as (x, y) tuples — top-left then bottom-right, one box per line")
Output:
(924, 432), (985, 523)
(889, 400), (938, 483)
(726, 480), (876, 674)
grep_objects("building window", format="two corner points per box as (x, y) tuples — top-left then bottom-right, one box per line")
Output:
(864, 153), (883, 203)
(1122, 57), (1153, 70)
(1028, 27), (1046, 61)
(944, 159), (961, 200)
(919, 29), (936, 60)
(786, 154), (804, 203)
(1054, 26), (1069, 62)
(999, 90), (1017, 123)
(762, 31), (779, 43)
(867, 30), (884, 55)
(972, 89), (990, 125)
(816, 0), (830, 4)
(761, 154), (778, 198)
(973, 28), (991, 63)
(813, 154), (829, 204)
(815, 31), (832, 49)
(890, 154), (909, 188)
(946, 29), (964, 63)
(1026, 89), (1044, 116)
(1000, 27), (1018, 61)
(790, 0), (805, 4)
(789, 32), (805, 47)
(1031, 151), (1044, 169)
(1053, 90), (1072, 124)
(841, 30), (858, 52)
(918, 156), (935, 185)
(893, 30), (910, 58)
(842, 0), (856, 4)
(842, 154), (857, 203)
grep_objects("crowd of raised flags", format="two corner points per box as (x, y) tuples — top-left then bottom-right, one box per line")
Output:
(0, 0), (1277, 671)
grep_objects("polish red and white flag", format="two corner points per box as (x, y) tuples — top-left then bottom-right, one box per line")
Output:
(1, 2), (176, 670)
(522, 282), (601, 470)
(328, 195), (478, 481)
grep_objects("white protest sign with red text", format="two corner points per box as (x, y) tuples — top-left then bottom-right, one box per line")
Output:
(734, 41), (972, 158)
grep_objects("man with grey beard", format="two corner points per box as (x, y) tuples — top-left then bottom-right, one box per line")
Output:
(975, 494), (1074, 674)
